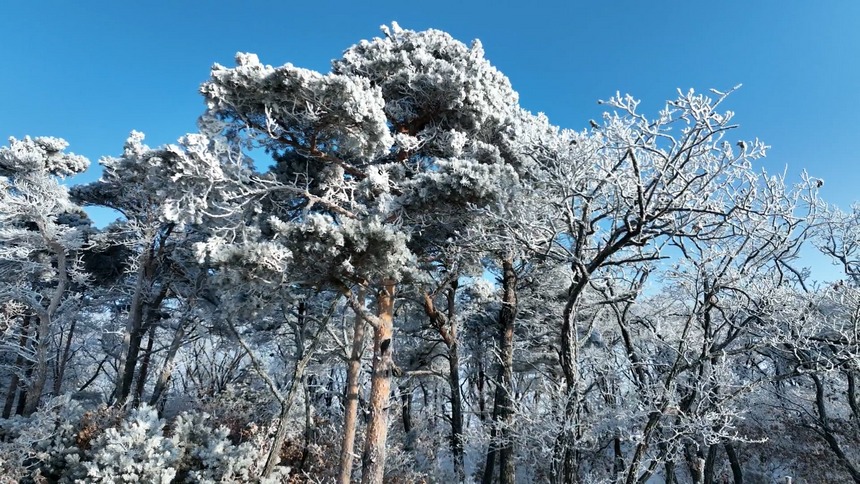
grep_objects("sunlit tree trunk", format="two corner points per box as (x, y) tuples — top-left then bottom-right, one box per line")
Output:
(360, 281), (396, 484)
(338, 289), (367, 484)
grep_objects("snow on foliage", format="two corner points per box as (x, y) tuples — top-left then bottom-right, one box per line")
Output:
(0, 136), (89, 178)
(4, 23), (860, 484)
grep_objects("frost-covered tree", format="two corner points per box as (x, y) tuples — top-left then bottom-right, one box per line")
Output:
(2, 22), (857, 484)
(73, 131), (247, 407)
(0, 136), (90, 415)
(198, 23), (525, 483)
(525, 88), (777, 483)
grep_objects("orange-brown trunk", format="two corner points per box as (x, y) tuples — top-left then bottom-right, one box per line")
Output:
(360, 281), (396, 484)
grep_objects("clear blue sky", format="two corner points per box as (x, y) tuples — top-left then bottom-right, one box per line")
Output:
(2, 1), (858, 277)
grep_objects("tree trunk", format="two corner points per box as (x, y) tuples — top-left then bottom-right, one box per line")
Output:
(114, 256), (149, 406)
(263, 302), (314, 477)
(300, 376), (313, 471)
(483, 257), (517, 484)
(477, 360), (487, 422)
(337, 290), (367, 484)
(2, 372), (20, 419)
(482, 392), (502, 484)
(448, 342), (465, 482)
(724, 442), (743, 484)
(262, 363), (307, 476)
(423, 279), (465, 481)
(3, 315), (31, 419)
(23, 236), (70, 415)
(360, 281), (397, 484)
(400, 383), (412, 435)
(132, 324), (156, 407)
(703, 443), (718, 484)
(53, 316), (77, 396)
(149, 319), (189, 410)
(558, 273), (584, 484)
(23, 311), (53, 415)
(665, 459), (677, 484)
(15, 365), (32, 416)
(118, 284), (167, 406)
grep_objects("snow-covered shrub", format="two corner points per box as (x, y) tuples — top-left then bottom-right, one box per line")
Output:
(0, 395), (89, 483)
(192, 382), (272, 444)
(171, 411), (289, 483)
(82, 401), (292, 482)
(82, 404), (178, 483)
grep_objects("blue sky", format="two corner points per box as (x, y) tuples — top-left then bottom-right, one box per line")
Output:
(2, 1), (858, 278)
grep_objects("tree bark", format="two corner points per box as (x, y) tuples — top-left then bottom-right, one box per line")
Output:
(24, 312), (51, 416)
(117, 283), (167, 406)
(24, 239), (68, 415)
(558, 273), (584, 484)
(482, 392), (502, 484)
(2, 372), (20, 419)
(448, 341), (465, 482)
(665, 458), (677, 484)
(300, 376), (313, 471)
(53, 316), (77, 396)
(149, 319), (190, 410)
(400, 383), (412, 436)
(724, 442), (743, 484)
(263, 302), (315, 477)
(132, 323), (156, 407)
(114, 256), (150, 405)
(703, 443), (718, 484)
(422, 279), (465, 481)
(483, 257), (517, 484)
(15, 367), (31, 416)
(337, 289), (367, 484)
(360, 281), (397, 484)
(3, 315), (31, 419)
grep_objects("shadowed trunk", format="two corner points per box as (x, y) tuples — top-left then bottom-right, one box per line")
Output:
(725, 443), (743, 484)
(263, 302), (315, 477)
(53, 316), (78, 396)
(483, 257), (517, 484)
(132, 323), (156, 407)
(448, 341), (465, 481)
(400, 383), (412, 436)
(114, 255), (150, 405)
(24, 239), (68, 415)
(703, 443), (718, 484)
(422, 278), (465, 481)
(3, 315), (31, 419)
(15, 367), (31, 416)
(117, 283), (167, 406)
(149, 319), (189, 411)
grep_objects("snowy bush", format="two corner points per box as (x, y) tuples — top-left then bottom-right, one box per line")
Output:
(171, 411), (289, 483)
(82, 405), (178, 483)
(77, 403), (297, 483)
(0, 395), (89, 483)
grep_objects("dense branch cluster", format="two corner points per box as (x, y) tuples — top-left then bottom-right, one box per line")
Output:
(1, 24), (858, 484)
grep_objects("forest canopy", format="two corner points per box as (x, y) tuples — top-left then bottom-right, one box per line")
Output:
(1, 24), (858, 484)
